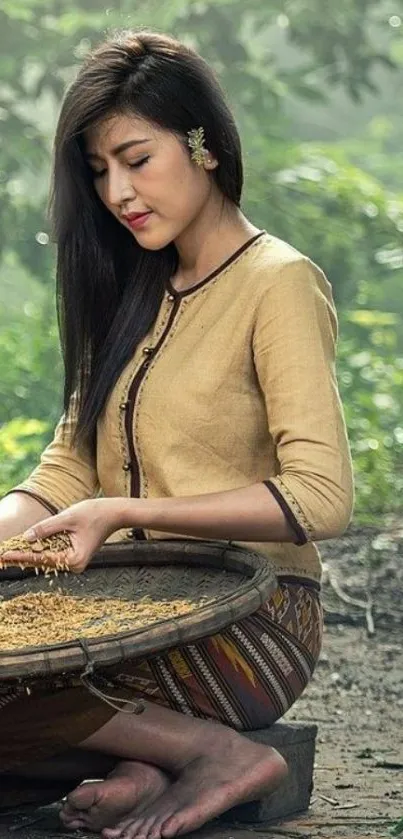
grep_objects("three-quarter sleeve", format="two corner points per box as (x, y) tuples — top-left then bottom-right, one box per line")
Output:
(253, 256), (354, 543)
(4, 398), (100, 512)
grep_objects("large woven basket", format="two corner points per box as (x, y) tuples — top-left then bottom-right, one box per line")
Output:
(0, 540), (276, 683)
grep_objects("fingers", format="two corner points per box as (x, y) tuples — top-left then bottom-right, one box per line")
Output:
(24, 513), (70, 542)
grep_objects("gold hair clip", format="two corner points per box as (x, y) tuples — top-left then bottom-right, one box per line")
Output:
(187, 127), (208, 166)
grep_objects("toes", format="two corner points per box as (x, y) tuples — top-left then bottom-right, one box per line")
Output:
(59, 806), (82, 824)
(105, 815), (155, 839)
(142, 815), (166, 839)
(141, 809), (176, 839)
(161, 808), (203, 839)
(118, 817), (147, 839)
(148, 818), (166, 839)
(130, 816), (158, 839)
(103, 818), (132, 839)
(59, 806), (76, 820)
(135, 799), (178, 839)
(63, 818), (87, 831)
(66, 780), (99, 810)
(160, 815), (182, 838)
(60, 800), (83, 818)
(60, 808), (90, 830)
(112, 821), (142, 839)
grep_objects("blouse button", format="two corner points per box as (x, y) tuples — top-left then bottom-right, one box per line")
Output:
(142, 347), (153, 355)
(122, 462), (132, 472)
(167, 294), (175, 302)
(127, 528), (136, 538)
(119, 401), (129, 410)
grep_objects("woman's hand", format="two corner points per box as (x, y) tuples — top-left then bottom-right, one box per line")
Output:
(1, 498), (125, 574)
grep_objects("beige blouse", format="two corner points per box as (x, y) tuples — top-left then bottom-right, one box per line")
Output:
(9, 231), (354, 583)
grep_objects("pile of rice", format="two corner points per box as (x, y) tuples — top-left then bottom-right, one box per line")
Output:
(0, 590), (205, 651)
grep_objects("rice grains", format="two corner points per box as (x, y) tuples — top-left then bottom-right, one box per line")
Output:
(0, 532), (72, 573)
(0, 533), (207, 653)
(0, 590), (204, 651)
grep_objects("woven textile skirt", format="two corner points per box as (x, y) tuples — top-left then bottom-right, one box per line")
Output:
(0, 577), (323, 771)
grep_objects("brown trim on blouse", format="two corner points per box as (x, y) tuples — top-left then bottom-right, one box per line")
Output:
(121, 296), (182, 541)
(3, 489), (59, 516)
(263, 480), (308, 546)
(166, 231), (266, 298)
(121, 233), (267, 542)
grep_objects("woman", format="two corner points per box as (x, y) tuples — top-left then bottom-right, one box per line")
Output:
(0, 29), (354, 839)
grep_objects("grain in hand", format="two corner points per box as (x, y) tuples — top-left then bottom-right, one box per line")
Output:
(0, 532), (72, 573)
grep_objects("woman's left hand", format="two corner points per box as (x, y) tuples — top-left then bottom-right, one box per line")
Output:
(2, 498), (124, 573)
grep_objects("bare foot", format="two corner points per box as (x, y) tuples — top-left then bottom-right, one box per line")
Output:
(59, 760), (170, 832)
(102, 731), (288, 839)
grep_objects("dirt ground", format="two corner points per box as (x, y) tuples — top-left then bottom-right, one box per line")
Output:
(249, 524), (403, 838)
(0, 524), (402, 839)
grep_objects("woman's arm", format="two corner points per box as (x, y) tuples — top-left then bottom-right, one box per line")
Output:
(252, 256), (354, 542)
(1, 395), (99, 548)
(113, 482), (296, 542)
(0, 492), (55, 542)
(3, 397), (99, 515)
(7, 486), (295, 574)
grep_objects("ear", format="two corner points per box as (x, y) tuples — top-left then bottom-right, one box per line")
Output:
(204, 153), (219, 170)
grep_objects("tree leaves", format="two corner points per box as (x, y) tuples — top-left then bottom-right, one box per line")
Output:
(1, 0), (403, 520)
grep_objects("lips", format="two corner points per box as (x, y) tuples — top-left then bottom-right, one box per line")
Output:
(122, 212), (152, 221)
(122, 211), (153, 231)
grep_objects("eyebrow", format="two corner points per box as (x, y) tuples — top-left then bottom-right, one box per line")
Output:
(86, 138), (151, 160)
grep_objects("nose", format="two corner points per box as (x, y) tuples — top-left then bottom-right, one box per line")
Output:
(104, 166), (136, 208)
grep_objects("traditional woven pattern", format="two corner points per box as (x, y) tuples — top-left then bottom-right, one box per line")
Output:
(108, 579), (323, 730)
(0, 561), (246, 602)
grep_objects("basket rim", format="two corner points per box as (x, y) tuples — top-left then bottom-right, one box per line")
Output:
(0, 539), (277, 681)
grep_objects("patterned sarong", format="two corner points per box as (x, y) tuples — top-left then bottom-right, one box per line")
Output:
(109, 577), (323, 729)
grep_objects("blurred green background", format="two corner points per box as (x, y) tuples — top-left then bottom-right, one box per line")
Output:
(1, 0), (402, 525)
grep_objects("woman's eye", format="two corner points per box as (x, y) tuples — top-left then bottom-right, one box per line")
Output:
(129, 156), (150, 169)
(91, 156), (149, 179)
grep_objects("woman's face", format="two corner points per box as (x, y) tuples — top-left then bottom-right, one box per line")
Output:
(84, 113), (219, 250)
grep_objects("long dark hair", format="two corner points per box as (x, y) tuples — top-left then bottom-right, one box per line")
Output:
(50, 29), (243, 451)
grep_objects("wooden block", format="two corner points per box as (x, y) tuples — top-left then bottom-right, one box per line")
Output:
(221, 721), (317, 824)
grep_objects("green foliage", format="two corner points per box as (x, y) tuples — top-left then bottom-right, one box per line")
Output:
(244, 144), (403, 307)
(0, 417), (52, 496)
(1, 0), (403, 283)
(0, 295), (62, 425)
(389, 815), (403, 836)
(338, 312), (403, 522)
(1, 0), (403, 527)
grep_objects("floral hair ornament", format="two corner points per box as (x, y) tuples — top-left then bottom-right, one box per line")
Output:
(187, 127), (209, 166)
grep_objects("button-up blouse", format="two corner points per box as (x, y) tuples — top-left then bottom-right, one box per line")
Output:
(9, 232), (354, 583)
